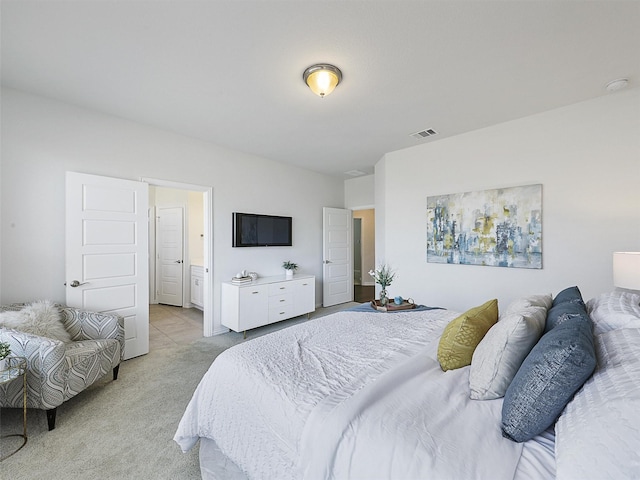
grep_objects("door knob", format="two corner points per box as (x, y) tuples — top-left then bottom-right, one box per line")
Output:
(175, 260), (183, 264)
(323, 260), (332, 264)
(69, 280), (88, 288)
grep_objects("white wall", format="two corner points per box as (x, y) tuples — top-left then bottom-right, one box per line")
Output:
(0, 88), (344, 333)
(377, 88), (640, 312)
(345, 174), (375, 208)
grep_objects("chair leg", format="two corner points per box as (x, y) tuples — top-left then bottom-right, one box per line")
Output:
(46, 408), (57, 431)
(113, 364), (120, 381)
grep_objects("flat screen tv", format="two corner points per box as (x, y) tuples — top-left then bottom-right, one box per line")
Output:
(232, 212), (292, 247)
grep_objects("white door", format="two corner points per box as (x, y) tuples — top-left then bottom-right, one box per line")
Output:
(322, 207), (353, 307)
(156, 207), (184, 306)
(66, 172), (149, 360)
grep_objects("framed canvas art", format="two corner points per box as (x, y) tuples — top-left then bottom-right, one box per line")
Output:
(427, 184), (542, 269)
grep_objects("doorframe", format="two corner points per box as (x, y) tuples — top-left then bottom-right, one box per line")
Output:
(351, 204), (375, 288)
(142, 177), (214, 337)
(353, 217), (363, 286)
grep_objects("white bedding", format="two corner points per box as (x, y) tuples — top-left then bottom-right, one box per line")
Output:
(555, 327), (640, 479)
(175, 308), (530, 479)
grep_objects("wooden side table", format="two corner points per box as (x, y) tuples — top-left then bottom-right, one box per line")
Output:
(0, 356), (27, 461)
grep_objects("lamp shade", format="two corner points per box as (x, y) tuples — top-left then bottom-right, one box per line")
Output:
(303, 64), (342, 97)
(613, 252), (640, 290)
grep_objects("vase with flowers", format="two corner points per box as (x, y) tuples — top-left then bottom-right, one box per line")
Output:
(369, 264), (396, 306)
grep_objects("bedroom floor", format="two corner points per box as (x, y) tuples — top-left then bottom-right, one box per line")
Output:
(150, 304), (204, 349)
(150, 293), (365, 350)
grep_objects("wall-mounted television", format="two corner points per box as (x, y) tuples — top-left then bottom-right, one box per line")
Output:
(232, 212), (293, 247)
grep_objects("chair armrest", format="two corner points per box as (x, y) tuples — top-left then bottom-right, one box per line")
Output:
(60, 307), (125, 357)
(0, 327), (68, 409)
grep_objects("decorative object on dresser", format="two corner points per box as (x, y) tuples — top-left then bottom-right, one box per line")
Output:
(282, 261), (298, 279)
(231, 270), (253, 285)
(0, 301), (124, 430)
(221, 274), (315, 337)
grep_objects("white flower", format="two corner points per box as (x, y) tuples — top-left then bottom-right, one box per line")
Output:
(369, 264), (395, 289)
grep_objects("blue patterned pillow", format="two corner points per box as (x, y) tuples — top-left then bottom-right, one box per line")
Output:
(552, 285), (582, 306)
(544, 286), (586, 333)
(501, 294), (596, 442)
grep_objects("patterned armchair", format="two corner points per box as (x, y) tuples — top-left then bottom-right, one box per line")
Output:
(0, 303), (124, 430)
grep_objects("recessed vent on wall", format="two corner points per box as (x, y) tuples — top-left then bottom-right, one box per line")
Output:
(410, 128), (438, 140)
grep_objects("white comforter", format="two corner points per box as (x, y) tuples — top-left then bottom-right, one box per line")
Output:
(175, 308), (524, 479)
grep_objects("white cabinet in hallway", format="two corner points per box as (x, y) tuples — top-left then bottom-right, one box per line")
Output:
(190, 265), (204, 310)
(221, 275), (315, 334)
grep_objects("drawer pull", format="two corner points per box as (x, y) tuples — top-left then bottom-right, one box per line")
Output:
(252, 291), (260, 294)
(280, 299), (286, 303)
(279, 311), (285, 315)
(279, 287), (285, 290)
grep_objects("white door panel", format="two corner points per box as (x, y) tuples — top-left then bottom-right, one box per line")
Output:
(322, 207), (353, 307)
(66, 172), (149, 360)
(156, 207), (184, 306)
(84, 253), (136, 279)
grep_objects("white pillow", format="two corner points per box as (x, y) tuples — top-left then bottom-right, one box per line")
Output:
(504, 293), (552, 314)
(586, 290), (640, 335)
(469, 300), (548, 400)
(0, 300), (72, 342)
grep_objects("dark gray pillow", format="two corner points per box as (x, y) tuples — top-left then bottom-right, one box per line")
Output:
(501, 313), (596, 442)
(552, 285), (582, 306)
(544, 285), (585, 333)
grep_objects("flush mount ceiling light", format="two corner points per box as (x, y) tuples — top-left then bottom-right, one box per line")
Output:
(303, 64), (342, 98)
(605, 78), (629, 92)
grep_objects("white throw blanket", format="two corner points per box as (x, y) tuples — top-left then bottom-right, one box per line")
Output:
(298, 339), (523, 480)
(175, 308), (524, 480)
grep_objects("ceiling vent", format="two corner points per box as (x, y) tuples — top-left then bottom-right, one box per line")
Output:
(344, 170), (367, 177)
(410, 128), (438, 140)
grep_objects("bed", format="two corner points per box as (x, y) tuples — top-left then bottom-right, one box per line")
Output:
(174, 289), (640, 479)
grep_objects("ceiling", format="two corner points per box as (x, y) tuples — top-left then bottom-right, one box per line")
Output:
(2, 1), (639, 178)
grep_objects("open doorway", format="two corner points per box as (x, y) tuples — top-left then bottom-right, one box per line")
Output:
(353, 208), (375, 303)
(144, 178), (213, 348)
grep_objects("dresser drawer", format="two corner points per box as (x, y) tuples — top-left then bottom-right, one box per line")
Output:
(269, 282), (293, 296)
(269, 293), (292, 308)
(269, 305), (293, 323)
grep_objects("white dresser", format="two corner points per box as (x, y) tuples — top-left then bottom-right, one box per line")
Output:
(221, 275), (315, 333)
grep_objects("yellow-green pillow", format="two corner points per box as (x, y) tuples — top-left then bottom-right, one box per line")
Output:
(438, 299), (498, 371)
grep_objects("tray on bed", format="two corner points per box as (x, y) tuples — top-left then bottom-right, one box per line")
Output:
(370, 299), (417, 312)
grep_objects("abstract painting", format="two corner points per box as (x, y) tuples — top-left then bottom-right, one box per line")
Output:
(427, 184), (542, 269)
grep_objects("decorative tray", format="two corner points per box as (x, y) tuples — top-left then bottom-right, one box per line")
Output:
(370, 299), (417, 312)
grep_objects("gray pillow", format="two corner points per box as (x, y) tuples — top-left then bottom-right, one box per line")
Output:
(544, 285), (585, 333)
(501, 313), (596, 442)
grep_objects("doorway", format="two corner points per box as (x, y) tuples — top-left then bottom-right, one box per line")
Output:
(144, 177), (214, 340)
(155, 206), (185, 307)
(353, 208), (375, 302)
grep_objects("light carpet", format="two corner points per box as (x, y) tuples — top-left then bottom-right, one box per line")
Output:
(0, 302), (357, 479)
